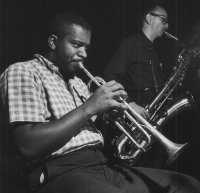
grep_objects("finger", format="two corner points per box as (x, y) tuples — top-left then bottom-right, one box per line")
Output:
(111, 90), (127, 99)
(142, 111), (150, 120)
(143, 109), (150, 119)
(106, 81), (125, 91)
(109, 84), (125, 94)
(106, 80), (117, 86)
(111, 100), (127, 110)
(142, 112), (148, 120)
(146, 112), (150, 120)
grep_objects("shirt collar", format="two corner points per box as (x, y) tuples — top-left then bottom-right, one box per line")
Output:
(34, 54), (60, 74)
(34, 54), (77, 82)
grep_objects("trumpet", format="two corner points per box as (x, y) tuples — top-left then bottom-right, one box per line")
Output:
(78, 63), (188, 165)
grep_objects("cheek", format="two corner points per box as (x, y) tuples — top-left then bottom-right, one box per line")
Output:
(63, 45), (77, 59)
(154, 24), (162, 33)
(59, 45), (73, 60)
(154, 20), (161, 28)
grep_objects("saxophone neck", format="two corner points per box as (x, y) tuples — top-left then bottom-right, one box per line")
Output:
(164, 31), (179, 41)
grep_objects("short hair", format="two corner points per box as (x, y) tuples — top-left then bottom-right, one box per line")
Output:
(48, 11), (91, 38)
(140, 3), (167, 25)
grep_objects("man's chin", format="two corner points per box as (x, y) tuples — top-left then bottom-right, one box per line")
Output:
(160, 31), (165, 37)
(59, 65), (75, 75)
(68, 61), (83, 73)
(72, 61), (81, 67)
(59, 61), (82, 75)
(60, 68), (75, 79)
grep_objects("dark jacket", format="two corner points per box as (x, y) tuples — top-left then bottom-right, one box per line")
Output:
(104, 32), (164, 105)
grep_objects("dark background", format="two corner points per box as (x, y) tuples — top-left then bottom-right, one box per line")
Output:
(1, 0), (200, 182)
(1, 0), (200, 74)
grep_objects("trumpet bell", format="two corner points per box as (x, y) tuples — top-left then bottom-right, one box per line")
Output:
(166, 142), (188, 166)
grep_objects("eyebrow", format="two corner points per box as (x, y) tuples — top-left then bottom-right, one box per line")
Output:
(151, 12), (168, 19)
(155, 12), (167, 18)
(72, 39), (90, 46)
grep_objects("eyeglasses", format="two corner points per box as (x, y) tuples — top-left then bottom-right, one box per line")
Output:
(150, 12), (168, 25)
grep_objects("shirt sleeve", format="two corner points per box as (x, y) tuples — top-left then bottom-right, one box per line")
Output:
(7, 63), (46, 123)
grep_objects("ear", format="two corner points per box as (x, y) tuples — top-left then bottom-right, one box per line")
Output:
(48, 35), (58, 50)
(145, 13), (152, 25)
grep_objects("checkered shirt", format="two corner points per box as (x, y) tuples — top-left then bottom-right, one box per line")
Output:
(0, 54), (104, 156)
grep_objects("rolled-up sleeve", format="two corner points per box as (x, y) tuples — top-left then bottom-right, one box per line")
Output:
(7, 64), (46, 123)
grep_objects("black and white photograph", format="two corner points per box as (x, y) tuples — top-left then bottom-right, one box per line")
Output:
(1, 0), (200, 192)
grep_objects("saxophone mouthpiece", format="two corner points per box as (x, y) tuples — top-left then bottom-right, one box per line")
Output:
(164, 31), (179, 41)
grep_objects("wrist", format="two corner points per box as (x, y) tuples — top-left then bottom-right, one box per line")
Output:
(81, 102), (95, 119)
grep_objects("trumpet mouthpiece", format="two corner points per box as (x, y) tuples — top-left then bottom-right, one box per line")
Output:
(77, 62), (84, 69)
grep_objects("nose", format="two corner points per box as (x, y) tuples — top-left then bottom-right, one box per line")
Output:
(77, 47), (87, 59)
(164, 23), (169, 30)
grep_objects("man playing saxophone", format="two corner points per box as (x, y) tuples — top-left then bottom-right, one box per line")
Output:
(104, 3), (173, 168)
(104, 3), (170, 105)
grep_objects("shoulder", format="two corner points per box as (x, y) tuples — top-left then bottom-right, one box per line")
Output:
(120, 33), (141, 47)
(5, 58), (47, 78)
(5, 59), (41, 74)
(0, 59), (45, 86)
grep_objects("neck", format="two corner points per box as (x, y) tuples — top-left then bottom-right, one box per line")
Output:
(45, 52), (56, 64)
(142, 26), (156, 42)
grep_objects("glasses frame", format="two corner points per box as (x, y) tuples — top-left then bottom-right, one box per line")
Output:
(150, 12), (168, 25)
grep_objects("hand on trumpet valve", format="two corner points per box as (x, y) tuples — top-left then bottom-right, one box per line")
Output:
(84, 80), (128, 116)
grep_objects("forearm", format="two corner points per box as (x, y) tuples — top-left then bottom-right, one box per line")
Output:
(13, 103), (92, 160)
